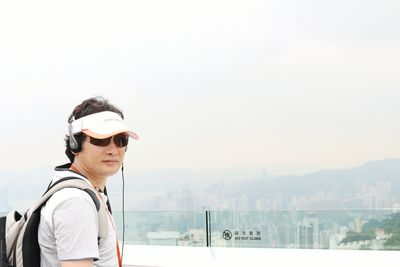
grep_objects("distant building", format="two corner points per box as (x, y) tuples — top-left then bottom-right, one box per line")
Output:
(351, 217), (363, 233)
(296, 217), (319, 249)
(178, 229), (205, 246)
(147, 231), (180, 246)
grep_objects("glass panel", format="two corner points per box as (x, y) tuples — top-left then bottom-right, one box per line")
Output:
(210, 210), (400, 250)
(113, 211), (207, 246)
(2, 209), (399, 251)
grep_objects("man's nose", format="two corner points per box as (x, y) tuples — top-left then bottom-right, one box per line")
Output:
(105, 137), (118, 153)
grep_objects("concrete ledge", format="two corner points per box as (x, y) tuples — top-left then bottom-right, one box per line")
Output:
(122, 245), (400, 267)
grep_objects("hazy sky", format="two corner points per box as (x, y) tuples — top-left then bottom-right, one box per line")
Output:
(0, 0), (400, 176)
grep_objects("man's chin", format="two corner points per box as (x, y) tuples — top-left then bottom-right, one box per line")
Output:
(102, 163), (121, 176)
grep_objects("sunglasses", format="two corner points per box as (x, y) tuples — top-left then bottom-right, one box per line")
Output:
(87, 133), (129, 147)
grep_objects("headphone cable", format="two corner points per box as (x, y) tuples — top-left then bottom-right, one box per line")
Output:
(121, 164), (125, 262)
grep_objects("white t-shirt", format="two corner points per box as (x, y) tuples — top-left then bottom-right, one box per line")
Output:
(38, 177), (119, 266)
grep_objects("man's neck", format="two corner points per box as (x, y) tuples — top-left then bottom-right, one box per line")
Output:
(70, 163), (106, 191)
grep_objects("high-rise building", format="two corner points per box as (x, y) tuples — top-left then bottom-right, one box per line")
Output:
(296, 217), (319, 249)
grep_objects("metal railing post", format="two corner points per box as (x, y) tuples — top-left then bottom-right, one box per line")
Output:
(205, 210), (211, 247)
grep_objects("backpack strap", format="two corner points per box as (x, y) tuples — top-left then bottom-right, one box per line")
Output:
(40, 177), (108, 238)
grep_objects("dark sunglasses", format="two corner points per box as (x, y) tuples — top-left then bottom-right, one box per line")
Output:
(88, 133), (129, 147)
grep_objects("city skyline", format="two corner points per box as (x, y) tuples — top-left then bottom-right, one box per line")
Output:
(115, 157), (400, 213)
(2, 157), (398, 212)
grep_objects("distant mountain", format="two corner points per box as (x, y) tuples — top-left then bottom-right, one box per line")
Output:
(120, 158), (400, 210)
(2, 158), (399, 211)
(231, 158), (400, 200)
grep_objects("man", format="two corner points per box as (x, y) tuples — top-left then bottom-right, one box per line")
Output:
(38, 96), (138, 267)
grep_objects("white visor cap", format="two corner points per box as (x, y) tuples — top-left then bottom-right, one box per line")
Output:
(70, 111), (139, 140)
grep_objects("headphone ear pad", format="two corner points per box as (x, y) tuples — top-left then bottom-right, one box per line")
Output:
(70, 134), (83, 153)
(68, 122), (82, 153)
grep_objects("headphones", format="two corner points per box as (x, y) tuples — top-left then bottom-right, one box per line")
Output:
(68, 122), (82, 153)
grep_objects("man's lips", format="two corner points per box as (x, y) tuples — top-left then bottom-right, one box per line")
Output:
(103, 159), (119, 163)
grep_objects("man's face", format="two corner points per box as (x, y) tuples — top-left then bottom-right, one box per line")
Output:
(73, 134), (126, 179)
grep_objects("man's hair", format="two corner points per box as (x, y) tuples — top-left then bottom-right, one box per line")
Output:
(65, 96), (124, 162)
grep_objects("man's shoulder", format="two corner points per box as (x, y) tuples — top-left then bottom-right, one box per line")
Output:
(47, 165), (96, 208)
(50, 187), (96, 206)
(41, 187), (97, 226)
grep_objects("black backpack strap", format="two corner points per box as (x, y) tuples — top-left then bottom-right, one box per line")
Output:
(103, 187), (112, 214)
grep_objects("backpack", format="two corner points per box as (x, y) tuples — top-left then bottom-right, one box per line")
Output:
(0, 177), (108, 267)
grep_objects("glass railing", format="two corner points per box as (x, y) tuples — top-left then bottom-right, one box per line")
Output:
(113, 209), (400, 250)
(113, 211), (207, 246)
(2, 209), (399, 250)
